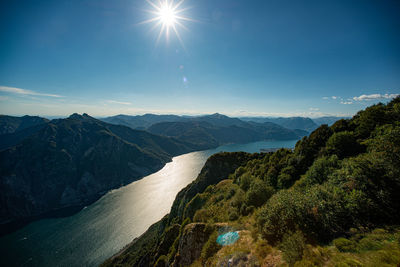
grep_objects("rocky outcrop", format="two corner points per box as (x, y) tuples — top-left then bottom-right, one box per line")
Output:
(173, 223), (212, 266)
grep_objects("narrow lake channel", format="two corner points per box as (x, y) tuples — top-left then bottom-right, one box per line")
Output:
(0, 140), (298, 267)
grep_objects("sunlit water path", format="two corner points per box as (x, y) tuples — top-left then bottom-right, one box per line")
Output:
(0, 140), (297, 267)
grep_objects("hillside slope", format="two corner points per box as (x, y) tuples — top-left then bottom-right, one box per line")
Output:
(102, 97), (400, 266)
(241, 116), (319, 132)
(0, 114), (195, 228)
(0, 115), (49, 135)
(0, 115), (49, 150)
(102, 114), (186, 130)
(148, 120), (305, 149)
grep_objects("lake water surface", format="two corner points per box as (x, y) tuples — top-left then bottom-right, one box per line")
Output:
(0, 140), (297, 267)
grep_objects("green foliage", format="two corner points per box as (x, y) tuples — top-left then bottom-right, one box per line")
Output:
(239, 172), (253, 191)
(280, 230), (307, 265)
(331, 118), (352, 133)
(103, 97), (400, 267)
(183, 193), (207, 220)
(277, 165), (297, 188)
(352, 103), (390, 139)
(294, 124), (333, 173)
(154, 255), (168, 267)
(201, 231), (222, 262)
(325, 131), (362, 159)
(230, 189), (245, 208)
(228, 210), (239, 221)
(255, 239), (272, 259)
(225, 187), (236, 200)
(240, 203), (254, 216)
(333, 238), (357, 252)
(257, 190), (305, 243)
(245, 179), (274, 207)
(193, 209), (209, 222)
(301, 155), (339, 186)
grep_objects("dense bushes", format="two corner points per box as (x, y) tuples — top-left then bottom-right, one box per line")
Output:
(201, 231), (222, 262)
(299, 155), (339, 187)
(325, 131), (362, 158)
(280, 231), (307, 265)
(245, 179), (274, 207)
(333, 238), (357, 252)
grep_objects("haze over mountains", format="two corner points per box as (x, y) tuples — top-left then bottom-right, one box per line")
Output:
(102, 113), (346, 132)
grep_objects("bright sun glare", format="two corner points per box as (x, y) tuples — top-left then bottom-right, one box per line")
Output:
(141, 0), (193, 46)
(159, 4), (176, 26)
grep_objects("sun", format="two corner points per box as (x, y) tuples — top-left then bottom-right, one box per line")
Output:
(159, 3), (176, 26)
(141, 0), (193, 46)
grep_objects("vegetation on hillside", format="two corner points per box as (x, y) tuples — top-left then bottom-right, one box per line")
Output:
(102, 97), (400, 266)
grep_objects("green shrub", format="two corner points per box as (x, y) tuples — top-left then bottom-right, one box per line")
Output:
(277, 173), (293, 189)
(231, 166), (247, 182)
(245, 179), (274, 207)
(326, 131), (362, 159)
(302, 155), (339, 186)
(183, 194), (206, 220)
(255, 239), (272, 259)
(154, 255), (168, 267)
(335, 257), (363, 267)
(193, 209), (209, 222)
(225, 188), (236, 200)
(239, 172), (253, 191)
(358, 237), (382, 251)
(333, 238), (357, 252)
(240, 203), (254, 216)
(228, 209), (239, 221)
(230, 189), (245, 208)
(280, 230), (307, 265)
(201, 231), (222, 262)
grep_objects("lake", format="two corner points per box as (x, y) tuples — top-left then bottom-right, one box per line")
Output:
(0, 140), (298, 267)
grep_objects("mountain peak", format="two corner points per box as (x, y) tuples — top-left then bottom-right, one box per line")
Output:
(209, 113), (226, 118)
(68, 113), (93, 121)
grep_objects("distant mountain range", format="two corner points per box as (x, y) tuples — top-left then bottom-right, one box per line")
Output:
(103, 113), (307, 150)
(102, 114), (186, 130)
(0, 114), (196, 230)
(0, 112), (342, 232)
(0, 115), (50, 150)
(240, 116), (319, 132)
(102, 113), (348, 132)
(0, 115), (49, 135)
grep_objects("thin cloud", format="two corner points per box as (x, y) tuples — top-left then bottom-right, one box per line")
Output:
(322, 97), (329, 100)
(0, 86), (63, 98)
(106, 100), (132, 105)
(353, 93), (399, 101)
(309, 107), (320, 111)
(332, 96), (337, 100)
(340, 101), (353, 105)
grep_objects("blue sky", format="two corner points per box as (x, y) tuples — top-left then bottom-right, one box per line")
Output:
(0, 0), (399, 117)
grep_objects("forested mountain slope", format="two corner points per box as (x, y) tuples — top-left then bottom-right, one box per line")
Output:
(0, 114), (196, 228)
(102, 97), (400, 266)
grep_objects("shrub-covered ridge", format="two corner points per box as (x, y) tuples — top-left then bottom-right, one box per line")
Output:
(102, 97), (400, 266)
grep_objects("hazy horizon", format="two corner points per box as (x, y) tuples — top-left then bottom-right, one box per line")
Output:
(1, 111), (351, 120)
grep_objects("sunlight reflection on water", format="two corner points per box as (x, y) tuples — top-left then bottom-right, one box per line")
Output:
(0, 140), (297, 267)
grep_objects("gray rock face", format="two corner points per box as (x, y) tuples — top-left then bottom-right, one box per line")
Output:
(174, 223), (211, 266)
